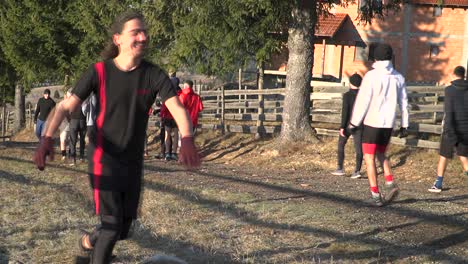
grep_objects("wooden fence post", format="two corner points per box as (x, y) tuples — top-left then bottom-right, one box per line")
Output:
(256, 63), (265, 139)
(432, 93), (438, 124)
(0, 112), (5, 142)
(1, 110), (4, 142)
(221, 85), (225, 134)
(216, 87), (220, 115)
(244, 86), (247, 114)
(238, 68), (242, 114)
(5, 111), (11, 134)
(28, 104), (32, 128)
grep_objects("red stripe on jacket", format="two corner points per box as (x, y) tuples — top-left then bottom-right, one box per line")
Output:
(93, 62), (107, 215)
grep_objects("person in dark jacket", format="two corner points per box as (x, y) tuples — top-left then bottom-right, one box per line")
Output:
(69, 100), (87, 165)
(34, 89), (56, 139)
(331, 73), (363, 179)
(428, 66), (468, 192)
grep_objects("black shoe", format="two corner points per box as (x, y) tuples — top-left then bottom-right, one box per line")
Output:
(75, 255), (90, 264)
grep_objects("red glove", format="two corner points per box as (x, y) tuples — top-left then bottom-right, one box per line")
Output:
(179, 136), (201, 169)
(33, 136), (55, 171)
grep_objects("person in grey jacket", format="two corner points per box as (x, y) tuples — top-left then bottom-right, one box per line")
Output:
(349, 43), (409, 206)
(428, 66), (468, 192)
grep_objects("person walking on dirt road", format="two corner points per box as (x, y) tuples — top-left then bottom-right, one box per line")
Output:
(428, 66), (468, 193)
(331, 73), (363, 179)
(348, 43), (409, 207)
(34, 89), (56, 140)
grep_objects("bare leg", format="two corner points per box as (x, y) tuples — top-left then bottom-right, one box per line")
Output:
(60, 140), (66, 152)
(437, 156), (449, 177)
(428, 155), (448, 192)
(364, 153), (378, 189)
(376, 152), (391, 176)
(458, 156), (468, 171)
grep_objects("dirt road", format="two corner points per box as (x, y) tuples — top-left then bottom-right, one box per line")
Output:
(1, 130), (467, 263)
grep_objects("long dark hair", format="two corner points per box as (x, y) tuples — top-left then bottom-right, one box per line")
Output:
(100, 10), (145, 60)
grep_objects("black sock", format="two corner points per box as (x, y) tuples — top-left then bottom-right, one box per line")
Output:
(61, 150), (66, 156)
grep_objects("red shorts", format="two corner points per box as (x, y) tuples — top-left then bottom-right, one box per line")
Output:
(362, 125), (393, 154)
(362, 143), (388, 154)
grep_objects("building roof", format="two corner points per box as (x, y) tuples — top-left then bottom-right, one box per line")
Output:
(411, 0), (468, 6)
(316, 13), (348, 38)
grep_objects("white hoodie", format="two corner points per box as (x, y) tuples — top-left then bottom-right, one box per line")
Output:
(350, 60), (409, 129)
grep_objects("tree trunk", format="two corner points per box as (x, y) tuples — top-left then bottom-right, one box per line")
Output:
(280, 1), (317, 142)
(14, 83), (25, 133)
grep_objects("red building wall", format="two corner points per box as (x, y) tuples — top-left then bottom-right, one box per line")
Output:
(310, 3), (468, 85)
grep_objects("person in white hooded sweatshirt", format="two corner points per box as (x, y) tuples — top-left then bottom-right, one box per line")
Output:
(348, 43), (409, 207)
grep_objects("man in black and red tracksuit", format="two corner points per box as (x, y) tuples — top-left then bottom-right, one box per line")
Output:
(33, 10), (200, 263)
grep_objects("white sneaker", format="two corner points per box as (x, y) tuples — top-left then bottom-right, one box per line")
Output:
(331, 169), (345, 176)
(428, 185), (442, 193)
(350, 171), (362, 179)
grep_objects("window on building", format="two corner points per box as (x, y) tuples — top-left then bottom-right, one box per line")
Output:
(430, 45), (440, 58)
(354, 46), (367, 62)
(433, 6), (442, 17)
(354, 42), (379, 62)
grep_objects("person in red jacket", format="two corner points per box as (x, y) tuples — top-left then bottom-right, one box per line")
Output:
(179, 80), (203, 134)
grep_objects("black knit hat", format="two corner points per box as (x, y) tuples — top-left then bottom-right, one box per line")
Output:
(373, 43), (393, 61)
(349, 73), (362, 87)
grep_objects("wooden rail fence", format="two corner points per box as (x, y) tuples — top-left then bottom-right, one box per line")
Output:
(2, 85), (446, 149)
(192, 85), (446, 149)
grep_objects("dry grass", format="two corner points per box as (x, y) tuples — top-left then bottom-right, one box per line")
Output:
(1, 128), (467, 263)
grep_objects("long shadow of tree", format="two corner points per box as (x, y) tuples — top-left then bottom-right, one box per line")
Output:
(2, 151), (467, 262)
(142, 176), (467, 263)
(142, 163), (467, 262)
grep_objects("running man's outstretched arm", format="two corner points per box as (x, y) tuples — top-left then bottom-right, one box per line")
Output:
(44, 95), (82, 138)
